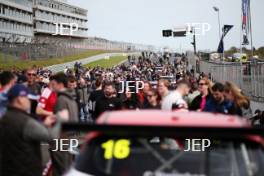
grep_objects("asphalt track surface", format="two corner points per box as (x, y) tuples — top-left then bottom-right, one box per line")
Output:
(45, 52), (139, 73)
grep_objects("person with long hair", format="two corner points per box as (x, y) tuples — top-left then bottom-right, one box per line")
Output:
(137, 81), (152, 107)
(224, 81), (252, 117)
(122, 87), (141, 110)
(190, 77), (213, 111)
(144, 89), (161, 109)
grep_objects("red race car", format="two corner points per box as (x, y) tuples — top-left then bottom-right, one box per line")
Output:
(65, 110), (264, 176)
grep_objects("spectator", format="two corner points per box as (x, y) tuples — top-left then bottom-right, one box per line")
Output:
(157, 79), (170, 99)
(0, 84), (64, 176)
(94, 82), (122, 119)
(224, 81), (252, 118)
(25, 68), (41, 95)
(51, 74), (79, 122)
(251, 109), (262, 126)
(88, 79), (104, 120)
(0, 71), (16, 118)
(36, 81), (57, 120)
(67, 76), (79, 111)
(204, 82), (232, 114)
(17, 71), (27, 84)
(144, 89), (161, 109)
(190, 77), (212, 111)
(77, 77), (91, 122)
(49, 73), (79, 176)
(64, 66), (69, 75)
(162, 80), (190, 110)
(67, 76), (78, 90)
(138, 81), (152, 107)
(187, 81), (200, 105)
(122, 87), (141, 110)
(25, 68), (41, 115)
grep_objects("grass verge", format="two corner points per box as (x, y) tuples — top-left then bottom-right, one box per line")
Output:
(84, 56), (127, 68)
(0, 50), (111, 70)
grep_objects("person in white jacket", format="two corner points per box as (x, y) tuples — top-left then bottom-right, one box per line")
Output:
(162, 80), (191, 110)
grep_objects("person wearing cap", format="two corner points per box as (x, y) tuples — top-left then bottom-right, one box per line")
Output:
(0, 84), (67, 176)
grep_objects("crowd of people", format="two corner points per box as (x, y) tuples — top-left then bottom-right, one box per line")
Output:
(0, 52), (263, 176)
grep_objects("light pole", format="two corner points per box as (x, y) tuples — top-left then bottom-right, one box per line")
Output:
(213, 6), (224, 61)
(213, 6), (221, 41)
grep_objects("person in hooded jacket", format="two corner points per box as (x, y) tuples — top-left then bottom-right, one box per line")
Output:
(49, 73), (79, 176)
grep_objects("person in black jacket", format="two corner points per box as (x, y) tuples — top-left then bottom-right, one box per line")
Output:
(0, 84), (64, 176)
(94, 82), (122, 119)
(122, 87), (141, 110)
(144, 89), (161, 109)
(88, 79), (104, 120)
(190, 77), (212, 111)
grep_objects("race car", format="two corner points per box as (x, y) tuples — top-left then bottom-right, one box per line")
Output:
(65, 110), (264, 176)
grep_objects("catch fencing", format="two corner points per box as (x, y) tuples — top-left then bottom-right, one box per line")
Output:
(0, 36), (154, 60)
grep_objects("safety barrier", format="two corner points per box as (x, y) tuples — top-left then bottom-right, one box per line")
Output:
(187, 52), (264, 102)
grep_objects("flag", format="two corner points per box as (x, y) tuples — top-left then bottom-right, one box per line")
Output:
(222, 25), (234, 37)
(217, 37), (224, 53)
(217, 25), (233, 53)
(242, 0), (250, 45)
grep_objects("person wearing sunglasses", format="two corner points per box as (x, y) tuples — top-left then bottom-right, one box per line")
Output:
(25, 68), (41, 115)
(26, 69), (41, 95)
(190, 77), (213, 111)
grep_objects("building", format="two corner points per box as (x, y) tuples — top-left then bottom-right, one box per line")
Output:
(0, 0), (153, 59)
(33, 0), (88, 39)
(0, 0), (88, 43)
(0, 0), (34, 43)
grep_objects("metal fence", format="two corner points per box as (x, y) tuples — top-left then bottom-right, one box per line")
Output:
(187, 52), (264, 102)
(0, 42), (83, 60)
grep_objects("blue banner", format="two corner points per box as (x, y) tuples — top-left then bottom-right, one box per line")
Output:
(217, 25), (233, 53)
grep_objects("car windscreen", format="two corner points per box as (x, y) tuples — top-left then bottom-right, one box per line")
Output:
(75, 136), (264, 176)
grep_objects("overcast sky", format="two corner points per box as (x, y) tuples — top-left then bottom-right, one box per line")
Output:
(68, 0), (264, 52)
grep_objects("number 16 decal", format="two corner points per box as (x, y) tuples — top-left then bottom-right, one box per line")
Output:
(101, 139), (131, 159)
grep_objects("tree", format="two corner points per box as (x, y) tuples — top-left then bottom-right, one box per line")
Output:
(256, 46), (264, 58)
(225, 46), (238, 56)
